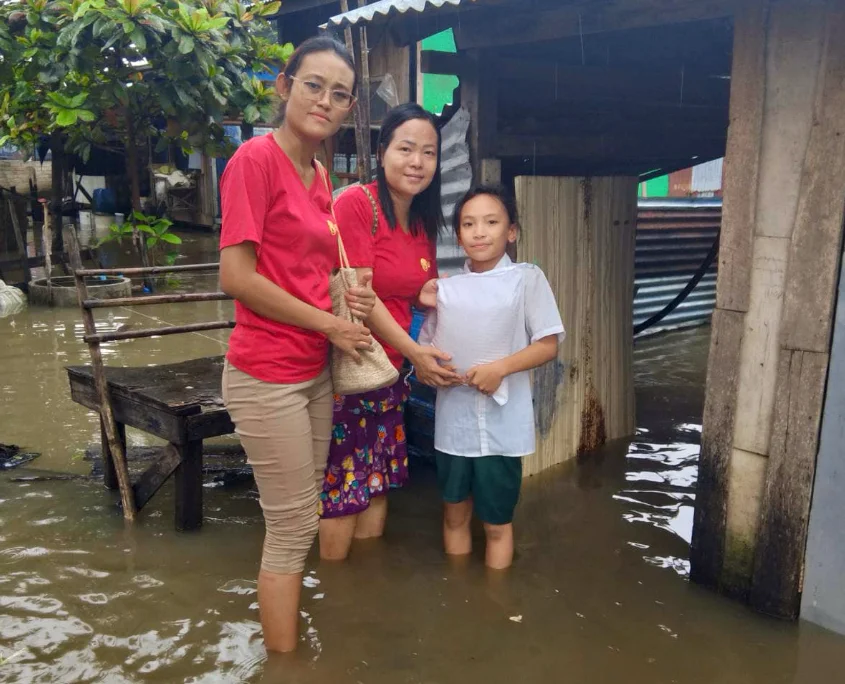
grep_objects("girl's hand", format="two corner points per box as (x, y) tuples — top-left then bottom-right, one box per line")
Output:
(345, 271), (376, 320)
(466, 361), (507, 396)
(409, 344), (463, 388)
(417, 278), (439, 309)
(327, 318), (373, 362)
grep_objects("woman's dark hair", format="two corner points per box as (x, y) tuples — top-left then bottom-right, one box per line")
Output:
(452, 184), (520, 236)
(376, 103), (444, 242)
(274, 36), (357, 124)
(283, 35), (358, 93)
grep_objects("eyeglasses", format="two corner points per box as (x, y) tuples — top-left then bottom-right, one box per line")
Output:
(287, 76), (356, 110)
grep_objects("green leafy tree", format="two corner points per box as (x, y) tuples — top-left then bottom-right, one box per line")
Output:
(0, 0), (290, 268)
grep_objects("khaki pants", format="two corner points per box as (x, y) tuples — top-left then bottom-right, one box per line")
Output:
(222, 361), (333, 574)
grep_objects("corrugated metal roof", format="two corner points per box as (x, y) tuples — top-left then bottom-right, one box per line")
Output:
(323, 0), (472, 30)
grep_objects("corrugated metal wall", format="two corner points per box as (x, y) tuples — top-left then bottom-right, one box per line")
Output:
(634, 198), (721, 336)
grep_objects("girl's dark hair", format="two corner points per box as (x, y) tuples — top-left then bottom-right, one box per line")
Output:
(376, 103), (444, 242)
(452, 184), (520, 236)
(283, 35), (358, 93)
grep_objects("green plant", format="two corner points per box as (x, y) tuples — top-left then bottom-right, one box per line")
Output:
(0, 0), (291, 273)
(98, 210), (182, 269)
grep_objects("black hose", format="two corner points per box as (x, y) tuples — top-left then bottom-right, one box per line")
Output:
(633, 234), (720, 336)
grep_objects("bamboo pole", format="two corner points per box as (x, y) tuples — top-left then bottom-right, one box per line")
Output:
(358, 0), (373, 183)
(41, 201), (52, 304)
(83, 292), (231, 309)
(76, 262), (220, 277)
(84, 320), (234, 344)
(68, 229), (137, 520)
(340, 0), (369, 183)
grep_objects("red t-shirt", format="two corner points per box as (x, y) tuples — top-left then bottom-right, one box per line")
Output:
(336, 182), (438, 369)
(219, 133), (338, 384)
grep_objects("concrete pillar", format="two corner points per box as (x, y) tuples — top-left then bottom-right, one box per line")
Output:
(516, 176), (637, 477)
(691, 0), (845, 619)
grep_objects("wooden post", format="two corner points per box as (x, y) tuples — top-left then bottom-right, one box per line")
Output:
(339, 0), (369, 183)
(69, 229), (137, 520)
(462, 49), (498, 182)
(40, 201), (52, 304)
(6, 191), (31, 285)
(516, 176), (637, 477)
(174, 440), (203, 531)
(691, 0), (845, 618)
(100, 417), (125, 491)
(357, 0), (373, 183)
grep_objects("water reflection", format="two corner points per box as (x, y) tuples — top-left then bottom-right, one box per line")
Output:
(2, 236), (845, 681)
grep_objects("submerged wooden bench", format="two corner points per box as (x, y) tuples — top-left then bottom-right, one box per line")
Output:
(65, 256), (234, 529)
(67, 355), (234, 530)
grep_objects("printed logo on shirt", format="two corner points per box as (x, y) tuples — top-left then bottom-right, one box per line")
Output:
(420, 258), (431, 272)
(328, 220), (338, 236)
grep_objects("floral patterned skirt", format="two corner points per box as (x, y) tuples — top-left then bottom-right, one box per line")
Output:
(319, 374), (411, 519)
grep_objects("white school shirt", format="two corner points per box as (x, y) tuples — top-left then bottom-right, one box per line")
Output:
(418, 254), (565, 457)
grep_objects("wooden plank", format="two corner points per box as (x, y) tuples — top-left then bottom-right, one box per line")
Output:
(5, 195), (31, 284)
(733, 236), (790, 456)
(498, 61), (730, 110)
(133, 444), (182, 511)
(517, 175), (636, 477)
(462, 48), (498, 180)
(70, 382), (188, 444)
(175, 440), (203, 531)
(456, 0), (736, 50)
(185, 409), (235, 442)
(780, 5), (845, 353)
(715, 0), (768, 313)
(100, 418), (125, 491)
(754, 5), (825, 240)
(419, 49), (465, 76)
(495, 133), (725, 162)
(689, 307), (745, 588)
(750, 349), (829, 619)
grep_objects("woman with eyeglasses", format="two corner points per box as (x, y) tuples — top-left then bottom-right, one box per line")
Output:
(318, 103), (463, 562)
(218, 36), (376, 653)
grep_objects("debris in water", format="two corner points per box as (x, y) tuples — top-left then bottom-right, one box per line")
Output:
(0, 444), (39, 470)
(313, 593), (325, 600)
(576, 613), (585, 619)
(303, 576), (321, 588)
(509, 615), (523, 623)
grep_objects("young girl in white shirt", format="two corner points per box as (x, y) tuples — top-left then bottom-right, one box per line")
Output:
(418, 186), (565, 569)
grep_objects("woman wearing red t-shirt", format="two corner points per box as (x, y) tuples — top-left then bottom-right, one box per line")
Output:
(318, 103), (461, 560)
(219, 38), (377, 653)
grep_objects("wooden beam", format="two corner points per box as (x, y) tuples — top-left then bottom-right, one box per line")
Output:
(750, 349), (829, 618)
(455, 0), (737, 50)
(690, 308), (745, 589)
(420, 49), (465, 76)
(779, 5), (845, 353)
(497, 60), (730, 109)
(715, 0), (768, 313)
(133, 444), (182, 511)
(494, 133), (725, 162)
(462, 49), (498, 181)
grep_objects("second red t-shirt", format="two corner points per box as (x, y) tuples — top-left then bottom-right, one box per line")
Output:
(335, 182), (438, 370)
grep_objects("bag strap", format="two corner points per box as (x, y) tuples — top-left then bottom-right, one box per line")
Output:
(359, 185), (379, 236)
(314, 160), (350, 270)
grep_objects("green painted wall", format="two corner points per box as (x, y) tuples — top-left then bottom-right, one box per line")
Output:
(421, 30), (459, 115)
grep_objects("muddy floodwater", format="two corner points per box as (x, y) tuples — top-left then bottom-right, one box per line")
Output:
(2, 231), (845, 683)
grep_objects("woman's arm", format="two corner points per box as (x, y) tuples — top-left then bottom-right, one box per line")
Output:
(352, 267), (461, 387)
(221, 243), (373, 360)
(465, 336), (559, 395)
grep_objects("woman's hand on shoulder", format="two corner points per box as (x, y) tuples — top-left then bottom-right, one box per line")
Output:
(408, 344), (463, 388)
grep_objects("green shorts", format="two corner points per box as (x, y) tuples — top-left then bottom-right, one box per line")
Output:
(435, 451), (523, 525)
